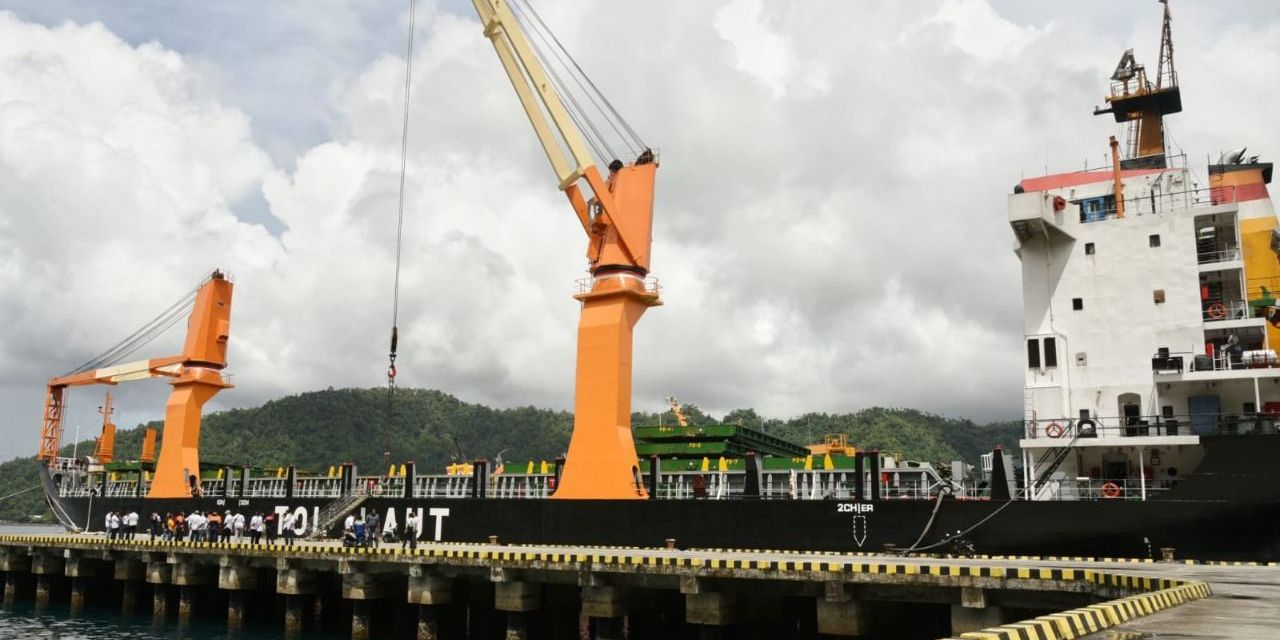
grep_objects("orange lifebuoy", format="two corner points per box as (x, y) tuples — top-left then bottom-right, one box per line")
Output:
(1207, 303), (1227, 320)
(1046, 422), (1065, 438)
(1100, 482), (1121, 499)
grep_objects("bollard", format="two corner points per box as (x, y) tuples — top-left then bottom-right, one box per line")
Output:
(1161, 547), (1176, 562)
(665, 538), (677, 550)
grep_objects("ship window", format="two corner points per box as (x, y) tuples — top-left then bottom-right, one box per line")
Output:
(1043, 337), (1058, 367)
(1085, 242), (1095, 255)
(1072, 298), (1083, 310)
(1027, 339), (1041, 368)
(1149, 234), (1161, 248)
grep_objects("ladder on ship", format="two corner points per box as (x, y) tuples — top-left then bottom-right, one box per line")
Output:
(308, 491), (369, 539)
(1028, 432), (1081, 499)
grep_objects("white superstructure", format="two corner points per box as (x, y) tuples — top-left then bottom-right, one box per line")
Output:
(1011, 155), (1278, 501)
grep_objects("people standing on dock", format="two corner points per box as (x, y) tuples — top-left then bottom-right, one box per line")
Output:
(249, 513), (264, 545)
(150, 513), (162, 541)
(164, 513), (175, 541)
(353, 516), (367, 547)
(367, 511), (381, 548)
(282, 512), (296, 546)
(233, 511), (246, 542)
(207, 511), (221, 541)
(264, 512), (277, 545)
(343, 512), (355, 537)
(175, 511), (186, 541)
(105, 511), (118, 539)
(401, 511), (419, 551)
(188, 511), (206, 542)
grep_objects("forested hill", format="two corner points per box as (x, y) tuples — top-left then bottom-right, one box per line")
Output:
(0, 388), (1020, 521)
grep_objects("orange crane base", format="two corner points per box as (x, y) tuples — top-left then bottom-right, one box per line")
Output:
(147, 368), (230, 498)
(554, 275), (660, 500)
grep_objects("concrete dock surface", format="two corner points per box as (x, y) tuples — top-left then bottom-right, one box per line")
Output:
(1074, 564), (1280, 640)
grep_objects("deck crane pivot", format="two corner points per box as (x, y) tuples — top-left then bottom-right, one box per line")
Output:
(37, 270), (233, 498)
(472, 0), (659, 499)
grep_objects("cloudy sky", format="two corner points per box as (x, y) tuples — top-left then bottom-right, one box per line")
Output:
(2, 1), (1278, 459)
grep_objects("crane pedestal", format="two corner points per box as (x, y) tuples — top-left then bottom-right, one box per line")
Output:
(148, 368), (231, 498)
(554, 274), (660, 500)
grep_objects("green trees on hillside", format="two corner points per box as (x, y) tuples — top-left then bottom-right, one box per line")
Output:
(0, 388), (1019, 522)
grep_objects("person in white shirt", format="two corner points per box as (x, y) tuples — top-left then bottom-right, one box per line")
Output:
(188, 512), (206, 543)
(233, 512), (246, 541)
(249, 513), (264, 545)
(401, 512), (418, 550)
(126, 511), (139, 539)
(282, 512), (297, 546)
(343, 513), (355, 534)
(105, 512), (117, 540)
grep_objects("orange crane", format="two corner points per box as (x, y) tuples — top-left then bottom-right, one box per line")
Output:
(37, 270), (233, 498)
(472, 0), (659, 499)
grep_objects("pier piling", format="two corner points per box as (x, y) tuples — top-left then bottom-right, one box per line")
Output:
(152, 585), (169, 621)
(284, 594), (305, 635)
(0, 534), (1224, 639)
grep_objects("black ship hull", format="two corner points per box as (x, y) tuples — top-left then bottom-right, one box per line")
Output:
(37, 492), (1280, 561)
(40, 435), (1280, 561)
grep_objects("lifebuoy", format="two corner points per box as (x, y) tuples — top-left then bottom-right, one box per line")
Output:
(1100, 482), (1121, 499)
(1046, 422), (1065, 438)
(1207, 303), (1227, 320)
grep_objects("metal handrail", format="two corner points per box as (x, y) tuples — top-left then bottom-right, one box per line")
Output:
(1078, 185), (1237, 223)
(1033, 478), (1172, 501)
(1025, 412), (1280, 439)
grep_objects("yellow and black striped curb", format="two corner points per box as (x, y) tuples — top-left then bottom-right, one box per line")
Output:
(941, 580), (1212, 640)
(0, 535), (1193, 593)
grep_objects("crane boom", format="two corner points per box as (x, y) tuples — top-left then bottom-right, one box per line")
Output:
(472, 0), (592, 190)
(472, 0), (661, 499)
(37, 270), (233, 498)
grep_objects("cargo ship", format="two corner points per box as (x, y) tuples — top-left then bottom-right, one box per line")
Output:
(33, 1), (1280, 560)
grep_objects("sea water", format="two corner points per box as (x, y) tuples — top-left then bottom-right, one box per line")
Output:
(0, 523), (349, 639)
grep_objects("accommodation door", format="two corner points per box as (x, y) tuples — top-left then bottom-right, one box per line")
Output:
(1188, 395), (1221, 435)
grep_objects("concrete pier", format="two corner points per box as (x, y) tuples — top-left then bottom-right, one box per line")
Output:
(152, 584), (168, 620)
(0, 533), (1235, 639)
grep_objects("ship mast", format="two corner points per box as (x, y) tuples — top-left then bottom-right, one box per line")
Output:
(1093, 0), (1182, 169)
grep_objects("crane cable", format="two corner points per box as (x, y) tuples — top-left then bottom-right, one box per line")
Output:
(385, 0), (418, 464)
(507, 0), (647, 165)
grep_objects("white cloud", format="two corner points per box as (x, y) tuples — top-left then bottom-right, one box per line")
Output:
(929, 0), (1044, 62)
(713, 0), (829, 99)
(2, 1), (1280, 457)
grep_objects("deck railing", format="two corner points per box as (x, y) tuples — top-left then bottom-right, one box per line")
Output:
(1032, 478), (1172, 501)
(1079, 185), (1237, 223)
(1025, 413), (1280, 440)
